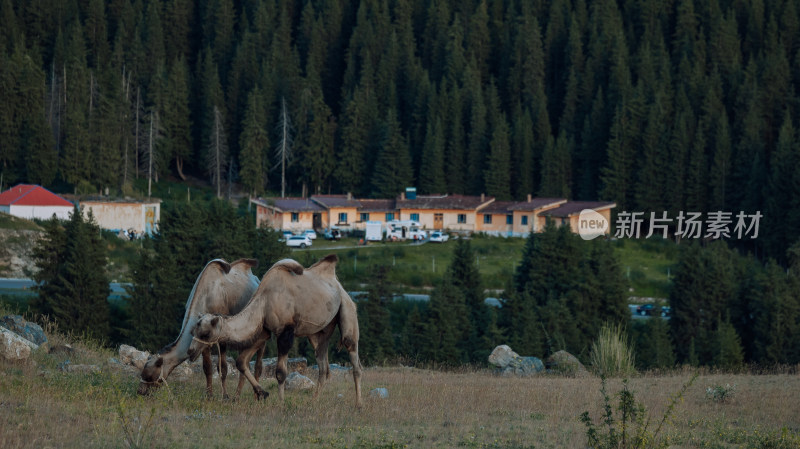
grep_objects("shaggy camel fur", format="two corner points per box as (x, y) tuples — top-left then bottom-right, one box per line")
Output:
(138, 258), (269, 399)
(188, 255), (362, 407)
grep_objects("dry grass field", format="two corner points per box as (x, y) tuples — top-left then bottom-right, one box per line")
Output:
(2, 332), (799, 449)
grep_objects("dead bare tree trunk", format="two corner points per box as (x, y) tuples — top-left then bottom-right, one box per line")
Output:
(274, 97), (293, 198)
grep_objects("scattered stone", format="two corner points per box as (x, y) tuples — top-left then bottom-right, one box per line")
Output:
(488, 345), (519, 368)
(0, 315), (47, 346)
(284, 372), (315, 391)
(369, 388), (389, 399)
(49, 344), (75, 356)
(500, 356), (545, 377)
(256, 357), (308, 377)
(545, 350), (588, 377)
(61, 363), (101, 374)
(118, 344), (150, 370)
(171, 361), (194, 380)
(489, 345), (544, 377)
(108, 357), (139, 376)
(306, 363), (352, 381)
(0, 326), (37, 361)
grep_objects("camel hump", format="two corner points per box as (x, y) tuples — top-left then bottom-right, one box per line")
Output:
(270, 258), (304, 275)
(231, 258), (259, 270)
(207, 259), (232, 275)
(308, 254), (339, 276)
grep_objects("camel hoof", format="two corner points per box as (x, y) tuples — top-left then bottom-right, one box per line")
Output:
(255, 389), (269, 401)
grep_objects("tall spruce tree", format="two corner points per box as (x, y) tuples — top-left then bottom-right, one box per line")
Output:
(32, 207), (110, 341)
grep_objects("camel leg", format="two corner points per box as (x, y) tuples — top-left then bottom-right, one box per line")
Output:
(342, 335), (363, 408)
(309, 322), (336, 400)
(218, 344), (230, 400)
(234, 344), (268, 400)
(202, 348), (214, 398)
(276, 326), (295, 403)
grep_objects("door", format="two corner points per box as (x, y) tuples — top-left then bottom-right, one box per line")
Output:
(434, 213), (443, 229)
(144, 206), (156, 236)
(313, 213), (322, 230)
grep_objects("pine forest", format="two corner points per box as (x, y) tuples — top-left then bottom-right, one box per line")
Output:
(3, 0), (800, 368)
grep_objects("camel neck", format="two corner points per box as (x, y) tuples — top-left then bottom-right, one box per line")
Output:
(220, 307), (264, 345)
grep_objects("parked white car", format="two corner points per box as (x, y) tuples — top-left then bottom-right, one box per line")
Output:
(279, 230), (294, 242)
(302, 229), (317, 240)
(429, 231), (449, 243)
(286, 235), (312, 248)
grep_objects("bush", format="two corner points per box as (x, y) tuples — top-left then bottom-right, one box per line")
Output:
(581, 374), (697, 449)
(590, 323), (636, 377)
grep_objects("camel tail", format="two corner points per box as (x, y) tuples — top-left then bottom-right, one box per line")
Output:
(231, 258), (259, 270)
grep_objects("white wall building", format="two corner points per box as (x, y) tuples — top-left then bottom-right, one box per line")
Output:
(0, 184), (73, 220)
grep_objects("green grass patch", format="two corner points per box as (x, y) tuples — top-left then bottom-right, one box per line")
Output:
(613, 238), (677, 300)
(299, 235), (524, 292)
(0, 213), (43, 231)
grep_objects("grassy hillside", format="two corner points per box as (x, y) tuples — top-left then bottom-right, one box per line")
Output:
(1, 206), (678, 302)
(1, 322), (798, 449)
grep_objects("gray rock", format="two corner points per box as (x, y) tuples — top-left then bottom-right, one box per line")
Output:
(369, 388), (389, 399)
(488, 345), (519, 368)
(118, 344), (150, 370)
(499, 356), (545, 377)
(284, 372), (315, 391)
(49, 344), (75, 355)
(107, 357), (139, 376)
(545, 350), (588, 377)
(256, 357), (308, 377)
(306, 363), (352, 381)
(59, 361), (100, 374)
(0, 326), (37, 361)
(0, 315), (48, 346)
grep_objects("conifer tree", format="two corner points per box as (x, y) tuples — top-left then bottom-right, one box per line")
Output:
(713, 316), (744, 370)
(359, 265), (395, 364)
(32, 207), (110, 341)
(484, 113), (511, 200)
(418, 117), (446, 195)
(371, 111), (413, 198)
(206, 106), (229, 198)
(239, 87), (269, 198)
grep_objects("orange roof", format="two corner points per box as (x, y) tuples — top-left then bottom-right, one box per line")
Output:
(0, 184), (73, 207)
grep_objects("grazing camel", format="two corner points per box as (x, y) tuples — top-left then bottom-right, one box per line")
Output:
(138, 258), (269, 399)
(188, 254), (363, 407)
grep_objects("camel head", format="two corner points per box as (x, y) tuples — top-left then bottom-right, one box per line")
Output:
(137, 355), (165, 395)
(187, 314), (223, 361)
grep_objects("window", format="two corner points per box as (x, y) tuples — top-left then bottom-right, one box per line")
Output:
(483, 214), (492, 224)
(360, 213), (369, 222)
(338, 212), (348, 224)
(521, 215), (528, 226)
(385, 212), (394, 221)
(506, 214), (513, 225)
(291, 212), (299, 223)
(410, 213), (419, 221)
(458, 214), (467, 224)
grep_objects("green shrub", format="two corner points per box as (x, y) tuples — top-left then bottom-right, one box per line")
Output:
(581, 374), (697, 449)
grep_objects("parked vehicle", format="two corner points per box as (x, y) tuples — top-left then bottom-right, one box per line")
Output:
(286, 235), (312, 248)
(365, 221), (383, 242)
(636, 304), (655, 316)
(324, 228), (341, 240)
(660, 306), (671, 317)
(302, 229), (317, 240)
(279, 230), (293, 242)
(429, 231), (449, 243)
(385, 220), (427, 241)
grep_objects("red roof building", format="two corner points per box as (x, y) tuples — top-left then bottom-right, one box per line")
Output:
(0, 184), (74, 220)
